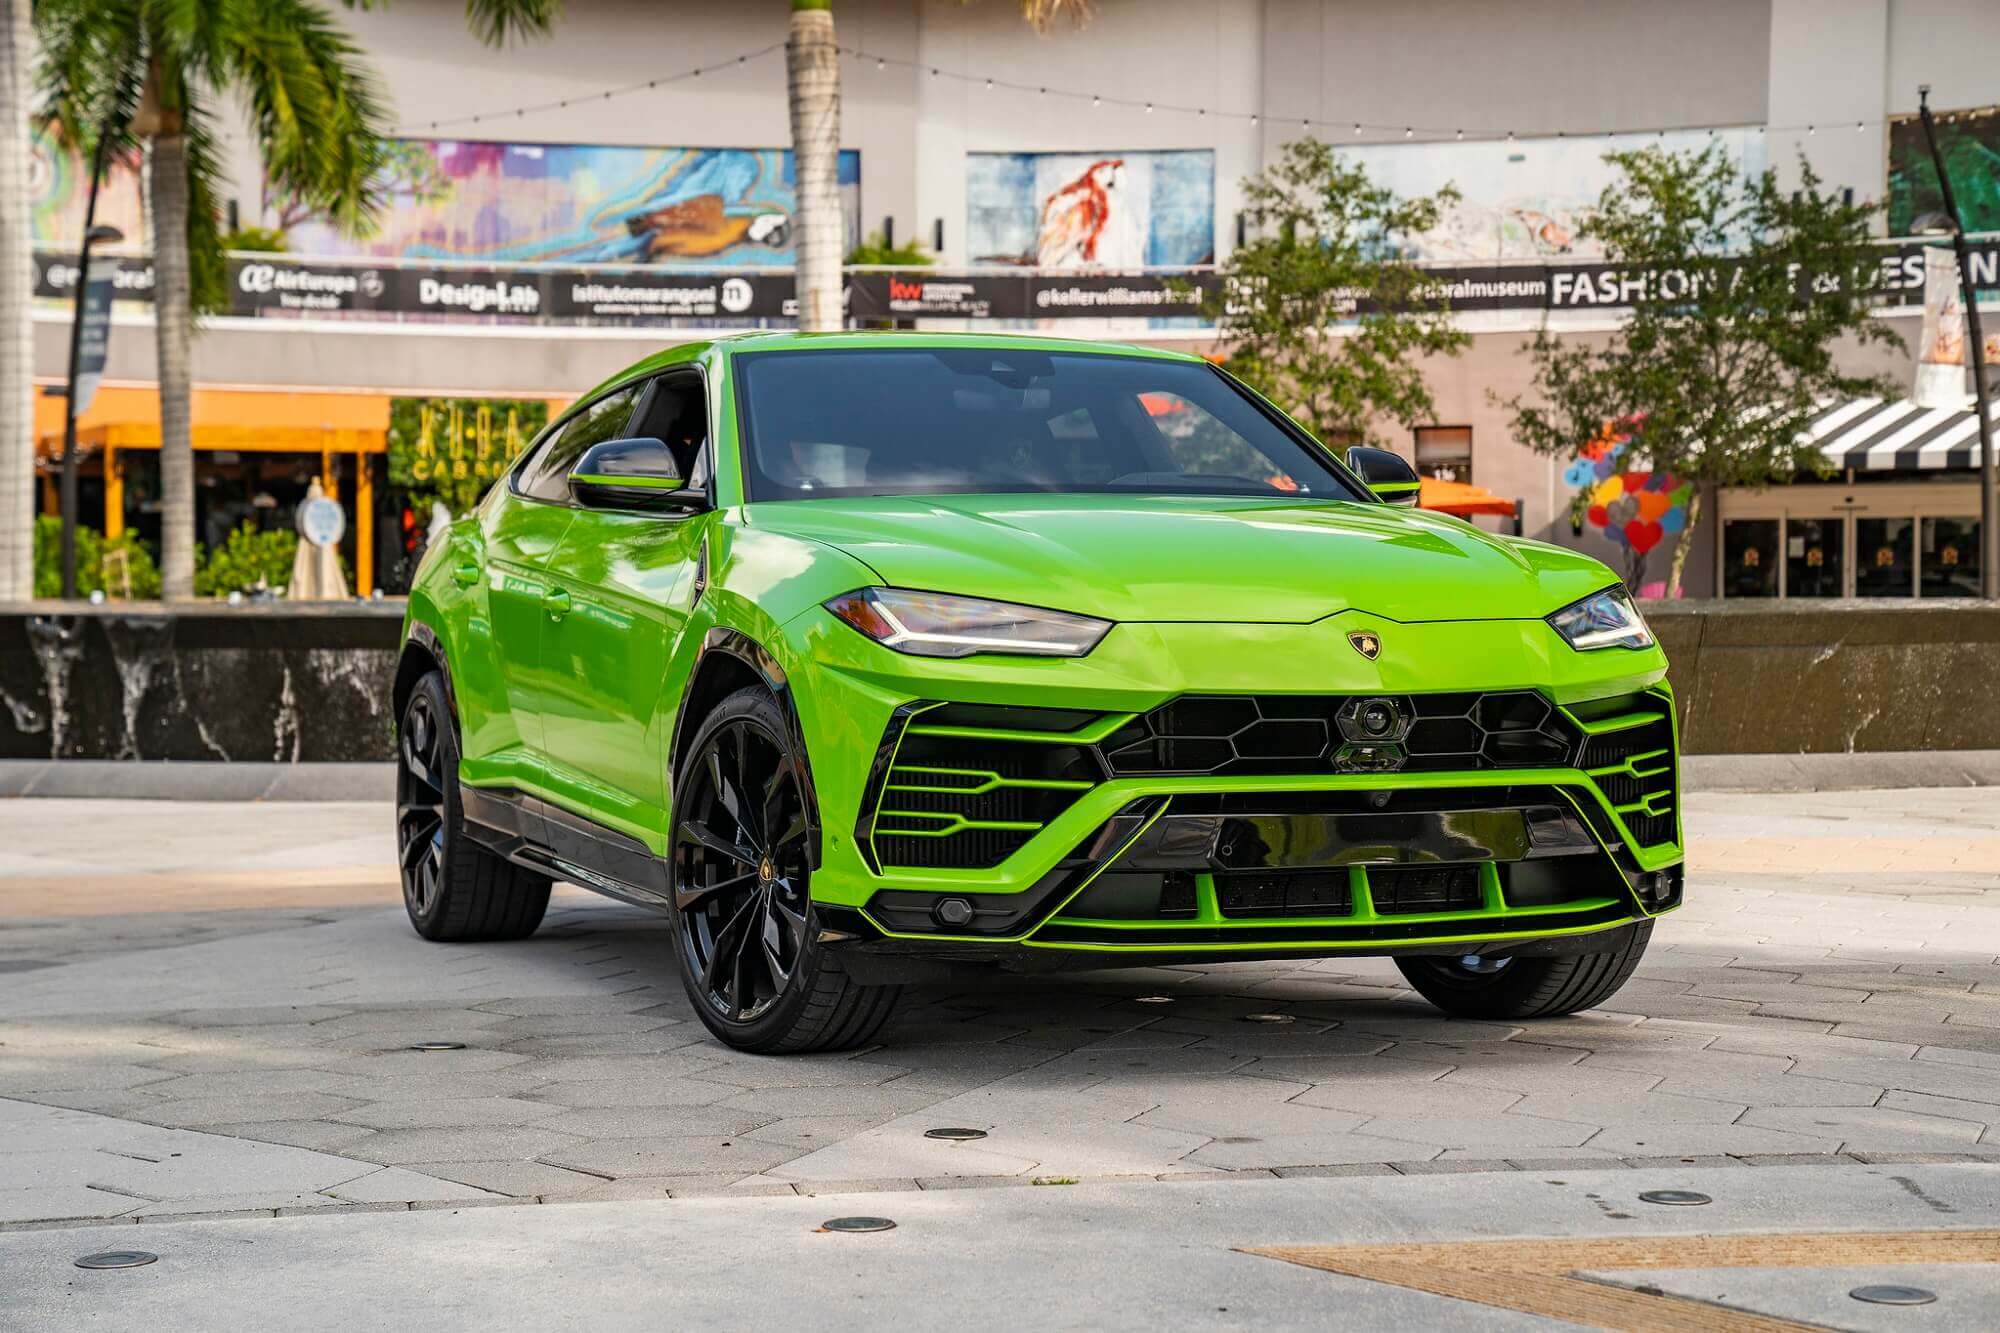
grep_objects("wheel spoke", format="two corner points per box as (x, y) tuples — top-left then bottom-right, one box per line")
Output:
(678, 817), (758, 868)
(675, 869), (755, 914)
(700, 891), (760, 996)
(728, 726), (767, 848)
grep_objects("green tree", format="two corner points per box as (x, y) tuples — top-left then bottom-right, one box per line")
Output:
(1506, 145), (1902, 596)
(32, 515), (161, 599)
(1199, 138), (1470, 445)
(37, 0), (393, 600)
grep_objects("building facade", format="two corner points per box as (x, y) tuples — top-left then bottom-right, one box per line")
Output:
(29, 0), (2000, 594)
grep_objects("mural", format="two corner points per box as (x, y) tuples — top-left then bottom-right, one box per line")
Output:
(1889, 107), (2000, 237)
(1563, 414), (1694, 594)
(967, 150), (1215, 268)
(285, 139), (861, 267)
(30, 125), (147, 248)
(1342, 128), (1767, 262)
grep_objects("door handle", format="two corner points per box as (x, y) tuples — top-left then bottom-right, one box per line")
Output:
(451, 562), (479, 588)
(543, 587), (572, 621)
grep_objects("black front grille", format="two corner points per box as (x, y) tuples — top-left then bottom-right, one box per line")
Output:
(1573, 695), (1678, 849)
(1216, 869), (1353, 917)
(1103, 692), (1578, 777)
(1368, 864), (1483, 914)
(866, 712), (1099, 870)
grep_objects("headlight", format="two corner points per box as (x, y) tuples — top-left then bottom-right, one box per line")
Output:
(1547, 586), (1654, 651)
(825, 587), (1112, 659)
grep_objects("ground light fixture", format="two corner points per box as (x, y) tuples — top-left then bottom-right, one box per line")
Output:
(821, 1216), (897, 1233)
(1637, 1190), (1712, 1206)
(1850, 1285), (1937, 1306)
(924, 1127), (989, 1141)
(74, 1251), (158, 1269)
(409, 1041), (467, 1051)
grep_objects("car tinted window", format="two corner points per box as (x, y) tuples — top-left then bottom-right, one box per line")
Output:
(629, 372), (709, 482)
(515, 385), (641, 502)
(734, 349), (1361, 502)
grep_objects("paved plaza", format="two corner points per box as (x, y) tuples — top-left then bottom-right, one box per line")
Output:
(3, 786), (1999, 1326)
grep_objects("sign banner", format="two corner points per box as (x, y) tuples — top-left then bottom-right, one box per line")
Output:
(32, 240), (2000, 324)
(71, 251), (118, 415)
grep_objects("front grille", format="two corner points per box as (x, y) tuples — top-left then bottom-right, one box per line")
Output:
(1571, 693), (1678, 849)
(1102, 691), (1578, 777)
(866, 711), (1098, 870)
(1368, 864), (1484, 914)
(1216, 869), (1353, 917)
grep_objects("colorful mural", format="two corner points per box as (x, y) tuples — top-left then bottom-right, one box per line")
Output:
(30, 125), (147, 249)
(1889, 107), (2000, 237)
(967, 150), (1215, 268)
(284, 139), (861, 267)
(1563, 415), (1694, 590)
(1342, 128), (1767, 262)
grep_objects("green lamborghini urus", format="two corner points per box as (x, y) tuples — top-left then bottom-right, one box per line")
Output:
(396, 332), (1682, 1053)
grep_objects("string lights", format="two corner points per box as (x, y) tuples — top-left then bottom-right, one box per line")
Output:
(393, 35), (2000, 148)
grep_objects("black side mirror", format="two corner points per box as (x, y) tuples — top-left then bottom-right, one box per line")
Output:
(1345, 445), (1421, 507)
(567, 437), (708, 513)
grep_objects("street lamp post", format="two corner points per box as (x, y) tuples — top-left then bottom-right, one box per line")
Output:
(58, 121), (120, 602)
(1916, 86), (1999, 600)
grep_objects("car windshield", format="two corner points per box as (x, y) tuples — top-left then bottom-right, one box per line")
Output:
(733, 347), (1366, 502)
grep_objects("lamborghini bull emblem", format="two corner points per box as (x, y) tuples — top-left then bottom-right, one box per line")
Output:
(1348, 631), (1382, 661)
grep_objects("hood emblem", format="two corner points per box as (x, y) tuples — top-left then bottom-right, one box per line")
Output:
(1347, 631), (1382, 661)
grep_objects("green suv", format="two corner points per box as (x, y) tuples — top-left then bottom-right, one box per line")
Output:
(396, 332), (1681, 1053)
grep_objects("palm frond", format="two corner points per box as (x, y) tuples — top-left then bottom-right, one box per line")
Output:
(1016, 0), (1094, 33)
(225, 0), (391, 236)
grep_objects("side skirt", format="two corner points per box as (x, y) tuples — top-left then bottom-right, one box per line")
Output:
(460, 784), (671, 912)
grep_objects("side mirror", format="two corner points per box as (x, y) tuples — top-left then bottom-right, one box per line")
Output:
(1345, 445), (1421, 507)
(567, 437), (708, 513)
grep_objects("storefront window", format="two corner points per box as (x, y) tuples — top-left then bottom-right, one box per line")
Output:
(1722, 519), (1779, 597)
(1414, 426), (1472, 483)
(1855, 517), (1914, 597)
(1786, 516), (1844, 597)
(1920, 516), (1983, 597)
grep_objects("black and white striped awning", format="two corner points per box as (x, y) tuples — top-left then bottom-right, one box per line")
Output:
(1811, 397), (1997, 471)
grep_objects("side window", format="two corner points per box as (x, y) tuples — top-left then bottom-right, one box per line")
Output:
(628, 371), (710, 482)
(515, 385), (641, 502)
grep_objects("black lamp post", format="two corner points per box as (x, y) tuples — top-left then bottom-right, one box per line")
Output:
(1916, 86), (1999, 600)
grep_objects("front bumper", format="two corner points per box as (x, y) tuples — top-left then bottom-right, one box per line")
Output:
(783, 608), (1682, 966)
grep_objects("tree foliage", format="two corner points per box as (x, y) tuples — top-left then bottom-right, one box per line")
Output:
(36, 0), (393, 315)
(1200, 138), (1470, 444)
(1507, 144), (1902, 594)
(32, 515), (160, 599)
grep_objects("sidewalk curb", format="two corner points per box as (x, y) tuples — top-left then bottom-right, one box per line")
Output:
(2, 752), (1997, 801)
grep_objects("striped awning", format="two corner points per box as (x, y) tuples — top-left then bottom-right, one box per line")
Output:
(1811, 396), (1997, 471)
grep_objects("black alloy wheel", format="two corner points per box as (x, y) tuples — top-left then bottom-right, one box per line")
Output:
(397, 687), (449, 918)
(674, 714), (813, 1023)
(669, 685), (904, 1053)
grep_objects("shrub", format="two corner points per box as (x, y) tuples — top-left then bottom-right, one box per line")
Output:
(32, 515), (163, 600)
(194, 523), (300, 597)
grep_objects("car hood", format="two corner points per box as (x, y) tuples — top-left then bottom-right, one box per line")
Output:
(745, 494), (1617, 624)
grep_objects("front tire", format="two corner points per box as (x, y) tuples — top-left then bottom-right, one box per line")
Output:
(670, 685), (903, 1053)
(1395, 920), (1653, 1020)
(396, 671), (551, 942)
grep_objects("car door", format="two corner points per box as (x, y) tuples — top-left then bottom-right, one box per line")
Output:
(538, 369), (714, 845)
(474, 384), (643, 781)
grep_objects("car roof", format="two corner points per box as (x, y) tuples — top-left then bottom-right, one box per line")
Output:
(567, 331), (1209, 415)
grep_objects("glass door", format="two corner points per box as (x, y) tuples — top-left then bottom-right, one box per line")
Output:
(1785, 516), (1845, 598)
(1854, 517), (1915, 597)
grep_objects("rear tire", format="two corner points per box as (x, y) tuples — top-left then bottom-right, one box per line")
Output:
(396, 670), (551, 942)
(669, 684), (904, 1054)
(1395, 920), (1653, 1020)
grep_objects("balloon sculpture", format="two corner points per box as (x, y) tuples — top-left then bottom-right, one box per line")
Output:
(1561, 415), (1693, 563)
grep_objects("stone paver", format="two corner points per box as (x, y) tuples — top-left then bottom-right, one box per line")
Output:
(4, 788), (2000, 1220)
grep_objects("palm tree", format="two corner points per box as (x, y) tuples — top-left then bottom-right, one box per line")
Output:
(0, 2), (32, 601)
(788, 0), (1094, 332)
(37, 1), (390, 600)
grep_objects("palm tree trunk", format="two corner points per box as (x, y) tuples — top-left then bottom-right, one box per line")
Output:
(787, 0), (842, 332)
(149, 132), (197, 600)
(0, 1), (35, 600)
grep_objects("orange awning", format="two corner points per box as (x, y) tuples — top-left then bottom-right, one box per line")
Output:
(34, 384), (392, 456)
(1420, 477), (1517, 518)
